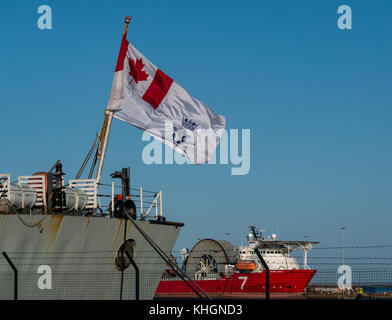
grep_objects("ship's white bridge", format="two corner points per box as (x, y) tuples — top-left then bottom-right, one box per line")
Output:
(238, 239), (319, 271)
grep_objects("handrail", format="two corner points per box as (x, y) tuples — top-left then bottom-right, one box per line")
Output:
(141, 191), (162, 219)
(107, 183), (163, 220)
(0, 174), (11, 200)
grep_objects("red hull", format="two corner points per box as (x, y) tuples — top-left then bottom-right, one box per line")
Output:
(155, 269), (316, 299)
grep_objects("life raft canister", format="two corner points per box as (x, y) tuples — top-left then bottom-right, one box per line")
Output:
(235, 261), (256, 271)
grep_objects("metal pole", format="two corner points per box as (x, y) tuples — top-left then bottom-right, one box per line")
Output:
(342, 227), (345, 266)
(125, 251), (139, 300)
(2, 252), (17, 300)
(155, 196), (158, 219)
(97, 16), (131, 184)
(122, 167), (130, 198)
(342, 227), (344, 299)
(159, 191), (162, 217)
(111, 182), (115, 214)
(255, 249), (269, 300)
(120, 218), (128, 300)
(140, 187), (143, 216)
(304, 249), (308, 269)
(96, 110), (113, 185)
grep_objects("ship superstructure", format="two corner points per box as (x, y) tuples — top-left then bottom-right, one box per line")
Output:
(235, 226), (315, 272)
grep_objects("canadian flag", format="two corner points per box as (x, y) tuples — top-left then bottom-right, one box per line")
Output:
(107, 31), (226, 164)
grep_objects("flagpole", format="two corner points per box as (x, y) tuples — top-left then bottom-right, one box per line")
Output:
(96, 16), (131, 185)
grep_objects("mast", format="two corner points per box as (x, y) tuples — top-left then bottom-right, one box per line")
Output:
(95, 16), (131, 185)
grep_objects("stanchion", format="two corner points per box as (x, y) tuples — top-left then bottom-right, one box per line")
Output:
(125, 251), (140, 300)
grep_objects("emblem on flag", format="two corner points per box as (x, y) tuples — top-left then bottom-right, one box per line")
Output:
(128, 57), (149, 84)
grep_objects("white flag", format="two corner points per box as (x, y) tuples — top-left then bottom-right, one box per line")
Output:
(107, 32), (226, 164)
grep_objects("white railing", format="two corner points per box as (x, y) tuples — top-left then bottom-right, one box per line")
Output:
(140, 188), (163, 219)
(18, 175), (46, 207)
(0, 174), (11, 201)
(109, 184), (163, 219)
(69, 179), (98, 209)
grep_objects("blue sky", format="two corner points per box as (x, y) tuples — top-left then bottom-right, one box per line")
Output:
(0, 1), (391, 261)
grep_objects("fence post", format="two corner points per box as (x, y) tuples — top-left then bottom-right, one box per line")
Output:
(120, 219), (127, 300)
(2, 251), (17, 300)
(255, 249), (269, 300)
(125, 251), (139, 300)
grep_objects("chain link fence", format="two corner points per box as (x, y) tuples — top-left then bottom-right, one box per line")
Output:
(2, 245), (392, 300)
(1, 264), (391, 300)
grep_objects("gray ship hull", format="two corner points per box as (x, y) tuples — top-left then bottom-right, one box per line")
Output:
(0, 214), (182, 299)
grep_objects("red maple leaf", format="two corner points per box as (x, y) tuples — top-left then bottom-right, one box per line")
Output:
(128, 57), (149, 84)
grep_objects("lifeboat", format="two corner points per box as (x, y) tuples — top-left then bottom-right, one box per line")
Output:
(235, 260), (256, 271)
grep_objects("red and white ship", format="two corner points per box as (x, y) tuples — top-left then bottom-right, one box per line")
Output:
(155, 226), (318, 299)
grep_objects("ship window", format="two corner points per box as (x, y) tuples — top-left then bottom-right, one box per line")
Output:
(115, 239), (136, 271)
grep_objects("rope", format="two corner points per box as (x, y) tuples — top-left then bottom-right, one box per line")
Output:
(12, 205), (46, 228)
(88, 149), (99, 179)
(9, 192), (53, 228)
(75, 133), (100, 180)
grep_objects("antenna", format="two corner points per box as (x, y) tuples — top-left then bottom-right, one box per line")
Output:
(249, 226), (259, 240)
(241, 224), (243, 247)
